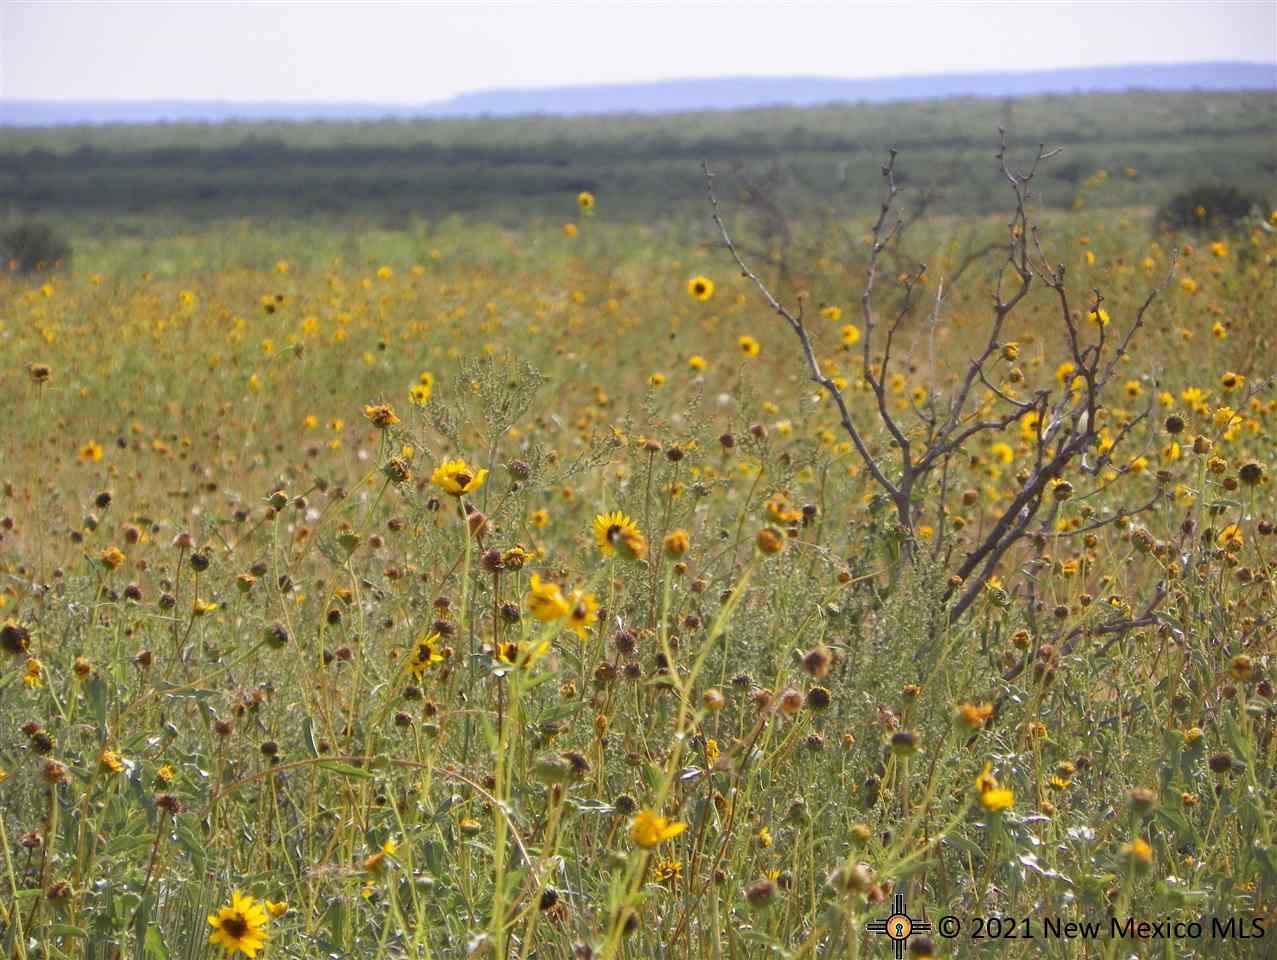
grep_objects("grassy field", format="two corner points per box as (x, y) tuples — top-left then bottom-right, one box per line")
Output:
(0, 99), (1275, 959)
(1, 90), (1274, 225)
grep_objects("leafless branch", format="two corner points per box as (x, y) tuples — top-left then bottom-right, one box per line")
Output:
(703, 161), (900, 502)
(703, 132), (1169, 627)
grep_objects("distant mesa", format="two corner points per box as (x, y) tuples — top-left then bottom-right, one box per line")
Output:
(3, 62), (1274, 126)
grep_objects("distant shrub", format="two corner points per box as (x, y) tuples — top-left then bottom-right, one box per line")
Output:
(1, 220), (72, 273)
(1155, 183), (1263, 234)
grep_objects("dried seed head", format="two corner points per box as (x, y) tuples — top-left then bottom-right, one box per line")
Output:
(744, 879), (777, 909)
(806, 687), (831, 710)
(1129, 787), (1157, 813)
(890, 730), (920, 756)
(756, 527), (785, 555)
(801, 645), (832, 678)
(779, 689), (804, 715)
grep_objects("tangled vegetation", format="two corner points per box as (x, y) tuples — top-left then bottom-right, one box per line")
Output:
(1155, 183), (1269, 235)
(1, 133), (1275, 959)
(0, 222), (71, 275)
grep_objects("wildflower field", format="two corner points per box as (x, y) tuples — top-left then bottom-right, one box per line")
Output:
(1, 122), (1275, 959)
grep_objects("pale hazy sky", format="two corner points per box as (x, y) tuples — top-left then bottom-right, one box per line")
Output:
(2, 1), (1274, 102)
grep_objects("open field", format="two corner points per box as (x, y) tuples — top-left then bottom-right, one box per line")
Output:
(1, 99), (1276, 958)
(2, 90), (1275, 225)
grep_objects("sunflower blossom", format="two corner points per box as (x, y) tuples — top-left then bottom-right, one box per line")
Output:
(406, 632), (445, 678)
(629, 809), (687, 848)
(363, 403), (400, 429)
(975, 761), (1014, 812)
(566, 590), (599, 639)
(207, 890), (270, 957)
(527, 574), (571, 622)
(593, 511), (642, 558)
(687, 275), (714, 301)
(431, 459), (488, 497)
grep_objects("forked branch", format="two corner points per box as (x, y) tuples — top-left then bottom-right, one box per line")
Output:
(703, 135), (1168, 625)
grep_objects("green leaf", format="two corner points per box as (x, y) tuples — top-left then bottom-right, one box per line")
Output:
(142, 924), (169, 959)
(534, 700), (585, 725)
(174, 821), (206, 875)
(421, 838), (444, 874)
(1155, 806), (1193, 843)
(302, 715), (319, 758)
(891, 858), (932, 881)
(324, 899), (347, 949)
(1017, 852), (1073, 884)
(643, 762), (663, 792)
(479, 711), (499, 753)
(154, 681), (218, 701)
(318, 761), (373, 780)
(133, 893), (156, 959)
(1253, 844), (1277, 884)
(1223, 715), (1253, 762)
(104, 833), (156, 857)
(86, 673), (109, 734)
(45, 924), (89, 939)
(942, 832), (985, 860)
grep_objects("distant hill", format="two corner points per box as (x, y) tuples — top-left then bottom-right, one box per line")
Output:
(2, 61), (1273, 126)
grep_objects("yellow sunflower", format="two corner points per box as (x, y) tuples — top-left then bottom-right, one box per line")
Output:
(975, 761), (1014, 813)
(566, 590), (599, 639)
(764, 493), (803, 524)
(629, 809), (686, 848)
(593, 511), (641, 557)
(654, 858), (684, 885)
(527, 574), (570, 622)
(496, 637), (553, 669)
(430, 459), (488, 497)
(981, 786), (1015, 812)
(363, 403), (400, 429)
(406, 632), (445, 678)
(1217, 524), (1244, 550)
(23, 658), (44, 689)
(207, 890), (270, 957)
(687, 276), (715, 301)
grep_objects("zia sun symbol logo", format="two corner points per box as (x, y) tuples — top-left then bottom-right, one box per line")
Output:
(866, 892), (932, 958)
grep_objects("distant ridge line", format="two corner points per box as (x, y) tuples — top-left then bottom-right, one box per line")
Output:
(3, 61), (1273, 127)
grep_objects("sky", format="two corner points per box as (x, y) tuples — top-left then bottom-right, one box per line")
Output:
(2, 0), (1275, 103)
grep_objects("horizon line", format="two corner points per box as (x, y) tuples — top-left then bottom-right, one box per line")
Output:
(4, 59), (1273, 108)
